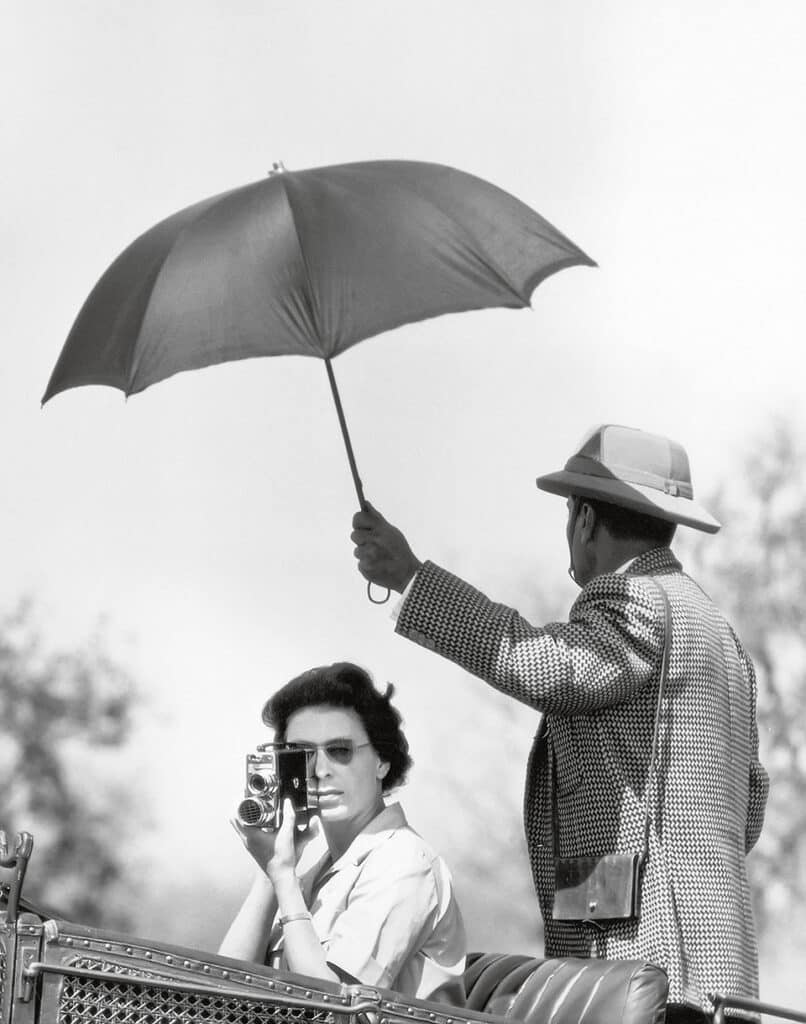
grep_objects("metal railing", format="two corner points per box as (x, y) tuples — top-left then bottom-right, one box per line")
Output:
(711, 992), (806, 1024)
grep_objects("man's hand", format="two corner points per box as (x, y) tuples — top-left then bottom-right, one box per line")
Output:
(351, 503), (422, 593)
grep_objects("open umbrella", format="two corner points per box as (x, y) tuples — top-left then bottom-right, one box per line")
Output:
(43, 160), (594, 596)
(43, 160), (594, 493)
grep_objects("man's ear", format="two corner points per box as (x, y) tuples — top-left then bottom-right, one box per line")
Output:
(377, 761), (390, 781)
(579, 501), (597, 541)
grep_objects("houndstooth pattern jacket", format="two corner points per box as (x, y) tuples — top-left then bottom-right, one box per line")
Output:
(396, 546), (769, 1013)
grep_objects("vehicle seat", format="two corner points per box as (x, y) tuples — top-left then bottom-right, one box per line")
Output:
(464, 952), (668, 1024)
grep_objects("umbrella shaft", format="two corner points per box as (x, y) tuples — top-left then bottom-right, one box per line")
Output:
(325, 359), (366, 510)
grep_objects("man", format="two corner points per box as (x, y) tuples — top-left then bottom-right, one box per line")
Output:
(351, 424), (768, 1022)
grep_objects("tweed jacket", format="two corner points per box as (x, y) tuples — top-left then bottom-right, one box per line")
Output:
(396, 547), (769, 1013)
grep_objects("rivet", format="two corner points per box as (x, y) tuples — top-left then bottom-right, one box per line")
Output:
(145, 952), (152, 959)
(222, 971), (230, 979)
(244, 975), (252, 983)
(203, 966), (211, 974)
(184, 960), (192, 968)
(166, 955), (173, 964)
(65, 938), (73, 946)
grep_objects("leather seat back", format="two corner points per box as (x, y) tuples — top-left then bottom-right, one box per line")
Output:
(464, 953), (668, 1024)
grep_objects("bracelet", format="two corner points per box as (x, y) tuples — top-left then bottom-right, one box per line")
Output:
(279, 912), (312, 928)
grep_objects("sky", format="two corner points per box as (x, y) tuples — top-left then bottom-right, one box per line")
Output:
(3, 0), (806, 1002)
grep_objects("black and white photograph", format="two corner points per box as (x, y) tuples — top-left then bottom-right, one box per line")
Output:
(2, 3), (805, 1021)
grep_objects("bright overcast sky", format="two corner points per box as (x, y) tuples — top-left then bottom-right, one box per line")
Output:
(3, 0), (805, 989)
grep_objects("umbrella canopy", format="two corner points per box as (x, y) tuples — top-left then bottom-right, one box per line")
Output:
(43, 160), (595, 602)
(43, 160), (595, 519)
(43, 160), (594, 402)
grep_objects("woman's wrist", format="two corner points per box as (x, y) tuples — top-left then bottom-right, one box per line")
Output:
(269, 867), (303, 907)
(249, 869), (276, 898)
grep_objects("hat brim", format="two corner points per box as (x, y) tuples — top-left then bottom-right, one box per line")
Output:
(536, 470), (721, 534)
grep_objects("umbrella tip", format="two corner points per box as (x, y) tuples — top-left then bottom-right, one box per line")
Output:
(268, 161), (286, 176)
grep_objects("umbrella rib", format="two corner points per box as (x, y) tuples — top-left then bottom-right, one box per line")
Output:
(430, 184), (595, 306)
(521, 251), (597, 297)
(467, 248), (529, 305)
(274, 177), (328, 355)
(122, 217), (207, 394)
(431, 204), (534, 307)
(125, 187), (255, 393)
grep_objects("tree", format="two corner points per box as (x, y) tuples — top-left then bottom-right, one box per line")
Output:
(680, 419), (806, 939)
(0, 599), (142, 928)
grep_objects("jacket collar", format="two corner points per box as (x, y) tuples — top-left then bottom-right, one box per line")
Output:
(623, 545), (682, 576)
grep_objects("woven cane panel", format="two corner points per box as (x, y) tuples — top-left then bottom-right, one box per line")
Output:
(56, 959), (336, 1024)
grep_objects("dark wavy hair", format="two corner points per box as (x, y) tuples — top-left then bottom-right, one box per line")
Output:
(261, 662), (412, 792)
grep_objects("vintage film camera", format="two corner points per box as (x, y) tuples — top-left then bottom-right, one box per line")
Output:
(236, 743), (317, 831)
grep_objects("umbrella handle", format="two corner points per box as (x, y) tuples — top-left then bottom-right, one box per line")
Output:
(324, 358), (366, 509)
(325, 359), (390, 606)
(367, 582), (391, 605)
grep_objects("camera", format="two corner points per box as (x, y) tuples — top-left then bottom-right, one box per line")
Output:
(236, 744), (317, 831)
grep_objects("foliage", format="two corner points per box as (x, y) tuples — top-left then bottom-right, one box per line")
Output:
(0, 600), (141, 928)
(680, 419), (806, 939)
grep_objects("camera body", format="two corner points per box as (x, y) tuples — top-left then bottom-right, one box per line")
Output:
(236, 744), (317, 831)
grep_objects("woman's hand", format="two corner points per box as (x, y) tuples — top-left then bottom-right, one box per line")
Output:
(230, 816), (281, 875)
(266, 799), (298, 881)
(231, 801), (322, 885)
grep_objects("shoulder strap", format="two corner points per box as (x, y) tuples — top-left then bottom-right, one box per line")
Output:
(550, 579), (672, 859)
(641, 579), (672, 858)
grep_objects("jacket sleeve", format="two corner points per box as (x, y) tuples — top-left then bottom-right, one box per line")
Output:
(732, 631), (769, 851)
(395, 561), (665, 716)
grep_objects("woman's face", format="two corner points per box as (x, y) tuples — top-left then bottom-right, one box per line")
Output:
(285, 705), (389, 835)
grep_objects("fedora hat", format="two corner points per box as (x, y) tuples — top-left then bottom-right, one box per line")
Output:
(536, 424), (720, 533)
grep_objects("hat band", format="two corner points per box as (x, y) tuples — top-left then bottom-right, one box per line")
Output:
(564, 455), (694, 500)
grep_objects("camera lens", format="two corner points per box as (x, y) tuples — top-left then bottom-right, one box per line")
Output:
(248, 772), (277, 795)
(237, 798), (268, 827)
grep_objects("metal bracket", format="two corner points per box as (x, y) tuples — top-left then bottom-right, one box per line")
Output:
(0, 831), (33, 926)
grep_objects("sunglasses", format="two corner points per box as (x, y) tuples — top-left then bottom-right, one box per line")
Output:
(278, 740), (373, 766)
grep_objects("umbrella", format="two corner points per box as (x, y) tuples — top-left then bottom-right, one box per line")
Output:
(43, 160), (595, 594)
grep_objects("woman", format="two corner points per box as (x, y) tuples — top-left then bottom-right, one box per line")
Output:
(219, 662), (466, 1006)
